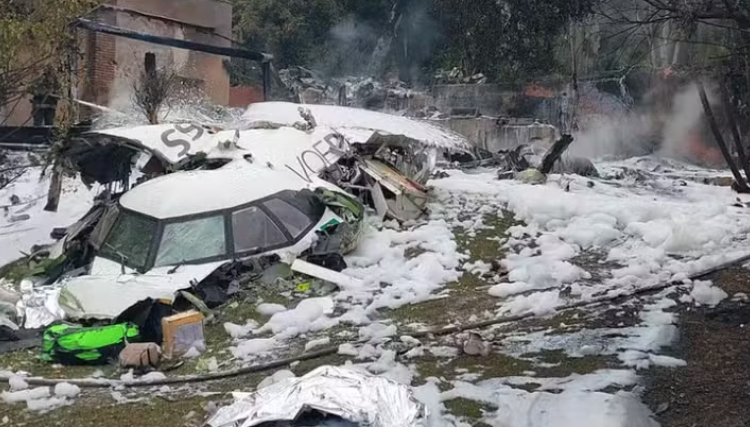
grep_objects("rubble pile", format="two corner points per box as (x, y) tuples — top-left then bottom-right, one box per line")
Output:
(433, 67), (488, 85)
(447, 138), (599, 182)
(278, 66), (420, 112)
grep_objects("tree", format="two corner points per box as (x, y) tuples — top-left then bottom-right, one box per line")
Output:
(0, 0), (100, 125)
(0, 1), (100, 212)
(230, 0), (343, 71)
(431, 0), (596, 84)
(598, 1), (750, 129)
(132, 53), (177, 125)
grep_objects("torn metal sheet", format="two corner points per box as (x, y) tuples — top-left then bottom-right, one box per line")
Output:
(54, 259), (226, 321)
(58, 273), (195, 320)
(361, 159), (429, 221)
(366, 133), (439, 185)
(83, 123), (220, 166)
(290, 259), (363, 290)
(371, 182), (389, 221)
(242, 102), (471, 150)
(206, 365), (427, 427)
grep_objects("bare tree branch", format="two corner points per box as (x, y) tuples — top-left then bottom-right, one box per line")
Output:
(132, 64), (178, 125)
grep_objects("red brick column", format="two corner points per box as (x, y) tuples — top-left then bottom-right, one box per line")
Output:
(82, 8), (117, 106)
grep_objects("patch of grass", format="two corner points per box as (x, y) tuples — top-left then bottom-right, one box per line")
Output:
(1, 390), (219, 427)
(444, 397), (497, 422)
(385, 273), (495, 326)
(389, 212), (518, 328)
(527, 350), (617, 377)
(389, 273), (496, 326)
(291, 353), (350, 374)
(454, 212), (518, 264)
(414, 352), (533, 386)
(0, 349), (116, 380)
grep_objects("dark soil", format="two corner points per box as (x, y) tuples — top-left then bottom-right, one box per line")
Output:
(643, 267), (750, 427)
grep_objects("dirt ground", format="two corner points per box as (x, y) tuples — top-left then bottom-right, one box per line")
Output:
(644, 267), (750, 427)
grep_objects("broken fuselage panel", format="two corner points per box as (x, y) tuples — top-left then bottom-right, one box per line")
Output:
(49, 103), (470, 322)
(56, 163), (363, 321)
(69, 102), (469, 221)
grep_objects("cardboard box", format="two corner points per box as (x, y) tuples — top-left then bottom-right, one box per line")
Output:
(161, 310), (204, 358)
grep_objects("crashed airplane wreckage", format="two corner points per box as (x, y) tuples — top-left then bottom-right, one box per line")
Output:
(5, 102), (471, 341)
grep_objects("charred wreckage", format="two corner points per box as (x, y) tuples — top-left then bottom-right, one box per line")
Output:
(0, 102), (473, 361)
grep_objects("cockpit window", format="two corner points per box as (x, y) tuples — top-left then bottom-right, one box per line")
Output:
(99, 212), (157, 270)
(99, 190), (327, 271)
(232, 206), (287, 253)
(263, 198), (314, 239)
(154, 215), (226, 267)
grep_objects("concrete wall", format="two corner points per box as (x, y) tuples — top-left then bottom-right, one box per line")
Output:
(432, 84), (517, 117)
(111, 0), (232, 107)
(229, 86), (264, 108)
(433, 117), (557, 152)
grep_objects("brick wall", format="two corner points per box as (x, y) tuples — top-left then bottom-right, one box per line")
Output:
(6, 0), (234, 126)
(229, 86), (264, 108)
(82, 8), (118, 106)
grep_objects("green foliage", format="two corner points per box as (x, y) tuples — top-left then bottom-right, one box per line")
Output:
(0, 0), (100, 106)
(432, 0), (595, 84)
(228, 0), (597, 85)
(231, 0), (344, 69)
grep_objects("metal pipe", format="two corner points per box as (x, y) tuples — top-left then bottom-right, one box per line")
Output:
(76, 18), (273, 62)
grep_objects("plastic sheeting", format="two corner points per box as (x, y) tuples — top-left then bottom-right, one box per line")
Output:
(206, 366), (427, 427)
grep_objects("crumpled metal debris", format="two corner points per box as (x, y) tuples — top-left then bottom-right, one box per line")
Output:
(490, 141), (599, 179)
(18, 284), (66, 329)
(433, 67), (487, 85)
(206, 366), (428, 427)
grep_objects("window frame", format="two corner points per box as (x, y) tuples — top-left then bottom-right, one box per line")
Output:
(153, 213), (230, 269)
(98, 208), (160, 272)
(98, 190), (325, 272)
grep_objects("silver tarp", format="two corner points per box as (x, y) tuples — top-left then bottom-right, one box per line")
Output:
(18, 284), (66, 329)
(206, 365), (428, 427)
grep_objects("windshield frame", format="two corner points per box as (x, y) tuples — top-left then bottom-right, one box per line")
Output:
(98, 209), (160, 272)
(98, 189), (326, 272)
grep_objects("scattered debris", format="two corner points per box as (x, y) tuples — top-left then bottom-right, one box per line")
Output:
(433, 67), (487, 85)
(0, 102), (473, 391)
(461, 332), (490, 356)
(161, 311), (204, 359)
(119, 342), (162, 371)
(206, 366), (427, 427)
(279, 67), (418, 111)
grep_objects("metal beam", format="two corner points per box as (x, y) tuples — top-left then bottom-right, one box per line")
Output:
(261, 61), (271, 102)
(76, 18), (273, 63)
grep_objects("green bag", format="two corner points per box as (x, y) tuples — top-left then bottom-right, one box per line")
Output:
(42, 323), (140, 365)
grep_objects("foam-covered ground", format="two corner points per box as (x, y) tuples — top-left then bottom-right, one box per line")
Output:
(3, 156), (748, 426)
(0, 166), (96, 267)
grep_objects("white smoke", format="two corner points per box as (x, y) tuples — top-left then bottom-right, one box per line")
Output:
(569, 112), (655, 159)
(570, 82), (712, 162)
(657, 83), (706, 160)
